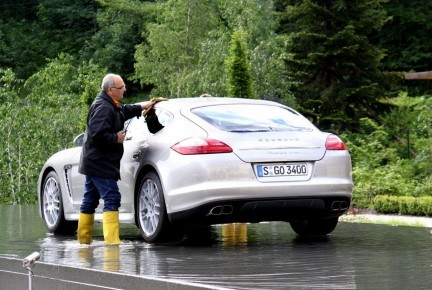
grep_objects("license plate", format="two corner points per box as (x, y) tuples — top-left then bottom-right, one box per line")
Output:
(256, 164), (308, 177)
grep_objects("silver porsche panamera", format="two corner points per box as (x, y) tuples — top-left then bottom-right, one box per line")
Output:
(37, 97), (353, 243)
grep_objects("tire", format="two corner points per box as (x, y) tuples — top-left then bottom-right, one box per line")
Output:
(290, 217), (339, 237)
(41, 171), (77, 235)
(136, 172), (182, 243)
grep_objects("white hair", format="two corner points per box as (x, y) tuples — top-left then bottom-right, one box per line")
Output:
(101, 73), (120, 91)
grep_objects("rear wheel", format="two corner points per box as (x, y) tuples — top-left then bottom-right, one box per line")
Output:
(136, 172), (182, 243)
(290, 217), (339, 236)
(42, 171), (77, 235)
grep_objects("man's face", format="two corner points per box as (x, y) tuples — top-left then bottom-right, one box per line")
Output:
(108, 77), (126, 101)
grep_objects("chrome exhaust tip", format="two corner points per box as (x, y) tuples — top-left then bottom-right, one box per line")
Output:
(222, 205), (233, 215)
(208, 205), (222, 215)
(331, 201), (340, 210)
(331, 200), (349, 211)
(207, 205), (233, 216)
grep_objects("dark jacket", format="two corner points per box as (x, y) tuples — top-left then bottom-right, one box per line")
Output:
(78, 91), (142, 180)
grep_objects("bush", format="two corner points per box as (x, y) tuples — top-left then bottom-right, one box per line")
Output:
(343, 110), (432, 210)
(373, 195), (432, 216)
(417, 197), (432, 216)
(373, 195), (400, 214)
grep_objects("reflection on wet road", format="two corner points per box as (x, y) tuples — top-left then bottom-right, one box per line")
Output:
(1, 205), (432, 289)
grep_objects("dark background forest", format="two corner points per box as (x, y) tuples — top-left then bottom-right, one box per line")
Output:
(1, 0), (431, 215)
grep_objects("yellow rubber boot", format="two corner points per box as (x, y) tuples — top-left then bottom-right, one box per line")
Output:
(77, 213), (94, 244)
(103, 211), (122, 245)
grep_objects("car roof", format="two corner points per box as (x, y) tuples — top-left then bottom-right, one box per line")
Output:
(153, 96), (289, 112)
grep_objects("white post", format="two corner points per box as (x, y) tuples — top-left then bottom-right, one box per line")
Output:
(23, 252), (40, 290)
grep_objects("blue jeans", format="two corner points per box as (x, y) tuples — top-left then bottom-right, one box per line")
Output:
(80, 176), (121, 213)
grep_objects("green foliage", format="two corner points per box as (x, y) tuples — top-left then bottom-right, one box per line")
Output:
(0, 68), (25, 203)
(1, 0), (432, 212)
(219, 0), (277, 47)
(82, 0), (157, 79)
(373, 195), (432, 216)
(24, 54), (81, 107)
(37, 0), (98, 57)
(372, 195), (400, 214)
(282, 0), (396, 131)
(0, 56), (102, 204)
(134, 0), (291, 102)
(376, 1), (432, 73)
(225, 29), (255, 98)
(0, 19), (48, 79)
(381, 93), (432, 163)
(375, 0), (432, 95)
(77, 64), (107, 131)
(0, 0), (98, 79)
(250, 34), (296, 106)
(344, 96), (432, 209)
(193, 31), (231, 97)
(342, 119), (393, 207)
(134, 0), (222, 97)
(0, 1), (39, 20)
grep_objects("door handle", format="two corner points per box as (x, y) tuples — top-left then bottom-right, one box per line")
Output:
(132, 151), (140, 159)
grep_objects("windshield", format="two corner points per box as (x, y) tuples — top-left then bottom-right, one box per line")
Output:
(192, 104), (315, 132)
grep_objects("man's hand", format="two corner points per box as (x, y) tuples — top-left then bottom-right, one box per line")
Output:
(142, 97), (168, 117)
(138, 98), (168, 112)
(117, 130), (126, 143)
(150, 97), (168, 103)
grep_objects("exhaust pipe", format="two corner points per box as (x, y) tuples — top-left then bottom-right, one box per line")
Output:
(222, 205), (233, 215)
(340, 201), (348, 210)
(207, 205), (233, 216)
(331, 201), (340, 210)
(208, 205), (222, 215)
(331, 200), (349, 211)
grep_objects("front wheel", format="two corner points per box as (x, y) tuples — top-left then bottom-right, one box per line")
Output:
(136, 172), (182, 243)
(290, 217), (339, 237)
(41, 171), (77, 235)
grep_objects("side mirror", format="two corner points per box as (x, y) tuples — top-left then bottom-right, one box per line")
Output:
(73, 133), (85, 147)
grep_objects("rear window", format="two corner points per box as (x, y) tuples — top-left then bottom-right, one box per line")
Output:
(191, 104), (314, 132)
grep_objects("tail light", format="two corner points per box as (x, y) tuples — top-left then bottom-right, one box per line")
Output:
(325, 134), (346, 150)
(171, 137), (233, 155)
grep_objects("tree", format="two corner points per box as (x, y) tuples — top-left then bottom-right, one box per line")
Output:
(134, 0), (291, 101)
(134, 0), (221, 97)
(221, 0), (295, 104)
(37, 0), (98, 57)
(82, 0), (157, 89)
(374, 0), (432, 95)
(0, 0), (98, 79)
(0, 69), (24, 204)
(376, 1), (432, 73)
(0, 55), (102, 204)
(225, 29), (255, 98)
(282, 0), (395, 131)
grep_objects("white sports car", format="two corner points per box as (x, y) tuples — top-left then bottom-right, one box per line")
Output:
(38, 97), (353, 243)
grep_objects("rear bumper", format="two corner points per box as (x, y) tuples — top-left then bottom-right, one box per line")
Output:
(168, 195), (351, 225)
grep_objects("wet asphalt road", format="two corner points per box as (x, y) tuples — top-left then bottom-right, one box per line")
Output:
(1, 205), (432, 289)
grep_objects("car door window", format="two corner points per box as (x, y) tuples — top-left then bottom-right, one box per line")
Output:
(125, 108), (173, 139)
(125, 117), (150, 140)
(144, 108), (173, 134)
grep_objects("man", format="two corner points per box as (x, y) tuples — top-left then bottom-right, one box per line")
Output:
(77, 73), (155, 245)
